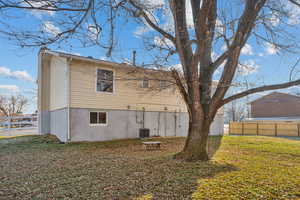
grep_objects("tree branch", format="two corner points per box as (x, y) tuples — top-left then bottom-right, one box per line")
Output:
(211, 51), (228, 71)
(221, 78), (300, 106)
(288, 0), (300, 7)
(289, 58), (300, 81)
(128, 0), (176, 44)
(0, 1), (88, 11)
(171, 69), (192, 117)
(169, 0), (195, 92)
(41, 0), (94, 45)
(211, 0), (267, 110)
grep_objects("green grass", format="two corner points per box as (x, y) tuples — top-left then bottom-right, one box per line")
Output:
(0, 135), (299, 199)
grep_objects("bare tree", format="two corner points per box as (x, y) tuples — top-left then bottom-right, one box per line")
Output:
(0, 95), (28, 116)
(225, 101), (246, 122)
(1, 0), (300, 160)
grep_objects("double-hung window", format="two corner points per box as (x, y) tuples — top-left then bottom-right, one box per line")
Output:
(90, 112), (107, 125)
(96, 69), (114, 93)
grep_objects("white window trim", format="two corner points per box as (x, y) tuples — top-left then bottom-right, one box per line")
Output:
(95, 68), (115, 94)
(89, 111), (108, 126)
(141, 79), (150, 88)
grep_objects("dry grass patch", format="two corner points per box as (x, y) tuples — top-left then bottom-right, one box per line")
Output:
(0, 135), (299, 199)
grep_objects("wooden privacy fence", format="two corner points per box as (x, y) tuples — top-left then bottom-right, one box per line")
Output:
(229, 121), (300, 137)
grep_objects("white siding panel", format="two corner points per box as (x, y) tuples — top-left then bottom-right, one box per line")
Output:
(49, 56), (68, 110)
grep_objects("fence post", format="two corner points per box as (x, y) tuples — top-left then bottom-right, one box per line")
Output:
(8, 116), (11, 136)
(275, 123), (277, 137)
(298, 123), (300, 137)
(242, 122), (244, 135)
(229, 121), (231, 135)
(256, 123), (259, 135)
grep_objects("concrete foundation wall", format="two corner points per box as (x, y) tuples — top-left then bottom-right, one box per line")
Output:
(69, 108), (223, 142)
(38, 110), (50, 134)
(50, 108), (68, 142)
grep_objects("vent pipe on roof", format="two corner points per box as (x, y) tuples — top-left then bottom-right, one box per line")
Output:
(40, 46), (48, 51)
(133, 50), (136, 66)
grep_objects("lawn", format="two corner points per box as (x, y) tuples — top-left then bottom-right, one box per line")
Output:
(0, 135), (299, 200)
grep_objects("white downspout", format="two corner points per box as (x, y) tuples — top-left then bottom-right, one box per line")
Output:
(66, 58), (72, 141)
(37, 50), (42, 135)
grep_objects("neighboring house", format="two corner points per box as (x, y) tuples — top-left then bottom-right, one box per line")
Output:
(249, 92), (300, 121)
(38, 49), (224, 142)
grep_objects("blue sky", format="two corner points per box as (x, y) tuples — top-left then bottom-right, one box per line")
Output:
(0, 39), (38, 113)
(0, 0), (300, 114)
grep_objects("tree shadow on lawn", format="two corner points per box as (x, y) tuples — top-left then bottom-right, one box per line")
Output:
(207, 135), (224, 159)
(85, 136), (236, 199)
(0, 135), (236, 200)
(128, 158), (238, 200)
(1, 152), (238, 200)
(130, 136), (234, 199)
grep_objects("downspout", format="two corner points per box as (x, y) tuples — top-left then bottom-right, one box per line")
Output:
(142, 107), (145, 128)
(174, 110), (177, 137)
(66, 57), (72, 142)
(37, 50), (42, 135)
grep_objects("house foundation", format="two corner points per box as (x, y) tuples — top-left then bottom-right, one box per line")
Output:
(67, 108), (223, 142)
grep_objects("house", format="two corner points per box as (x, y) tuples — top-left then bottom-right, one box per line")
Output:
(249, 92), (300, 121)
(38, 49), (224, 142)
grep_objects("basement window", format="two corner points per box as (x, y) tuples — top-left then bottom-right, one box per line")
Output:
(96, 69), (114, 93)
(90, 112), (107, 125)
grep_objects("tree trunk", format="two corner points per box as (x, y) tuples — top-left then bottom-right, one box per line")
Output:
(174, 118), (211, 161)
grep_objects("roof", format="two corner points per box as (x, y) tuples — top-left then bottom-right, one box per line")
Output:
(40, 48), (171, 74)
(245, 117), (300, 122)
(249, 91), (300, 104)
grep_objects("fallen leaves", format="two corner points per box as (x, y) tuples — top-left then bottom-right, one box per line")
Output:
(0, 135), (299, 199)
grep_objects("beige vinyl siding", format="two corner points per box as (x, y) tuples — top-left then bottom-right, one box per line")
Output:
(49, 56), (68, 111)
(69, 60), (187, 112)
(38, 55), (51, 111)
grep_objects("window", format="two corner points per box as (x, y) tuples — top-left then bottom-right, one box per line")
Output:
(160, 80), (167, 89)
(96, 69), (114, 93)
(141, 79), (149, 88)
(90, 112), (107, 125)
(98, 112), (107, 124)
(90, 112), (98, 124)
